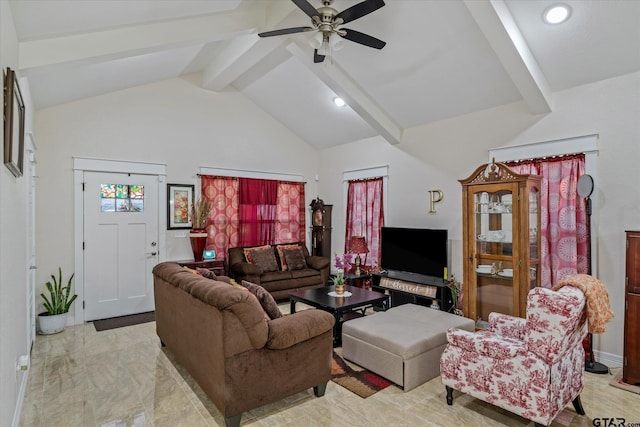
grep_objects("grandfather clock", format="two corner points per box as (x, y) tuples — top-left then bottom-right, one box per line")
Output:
(310, 198), (332, 258)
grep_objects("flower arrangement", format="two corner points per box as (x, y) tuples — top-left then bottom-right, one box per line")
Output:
(190, 198), (212, 230)
(332, 252), (355, 288)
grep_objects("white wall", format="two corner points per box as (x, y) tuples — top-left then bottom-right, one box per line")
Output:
(317, 71), (640, 364)
(34, 74), (319, 319)
(0, 2), (32, 425)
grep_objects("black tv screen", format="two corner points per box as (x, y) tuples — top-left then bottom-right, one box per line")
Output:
(380, 227), (448, 279)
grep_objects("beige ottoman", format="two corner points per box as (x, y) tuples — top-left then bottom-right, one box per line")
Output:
(342, 303), (475, 391)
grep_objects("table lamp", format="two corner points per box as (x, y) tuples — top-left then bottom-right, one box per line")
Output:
(350, 236), (369, 276)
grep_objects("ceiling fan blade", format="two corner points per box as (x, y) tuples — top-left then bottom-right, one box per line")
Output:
(340, 28), (386, 49)
(314, 49), (326, 63)
(335, 0), (385, 24)
(258, 27), (314, 37)
(292, 0), (320, 19)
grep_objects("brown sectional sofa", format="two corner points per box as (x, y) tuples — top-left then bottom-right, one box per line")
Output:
(152, 262), (335, 427)
(228, 242), (330, 299)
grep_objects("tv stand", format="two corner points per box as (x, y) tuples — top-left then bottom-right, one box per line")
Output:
(372, 270), (453, 312)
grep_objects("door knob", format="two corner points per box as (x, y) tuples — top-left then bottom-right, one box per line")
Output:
(151, 242), (157, 246)
(147, 252), (157, 256)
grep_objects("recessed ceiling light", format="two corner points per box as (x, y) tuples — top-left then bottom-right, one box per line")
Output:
(333, 97), (346, 107)
(543, 3), (571, 25)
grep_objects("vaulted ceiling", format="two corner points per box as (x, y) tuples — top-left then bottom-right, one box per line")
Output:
(9, 0), (640, 149)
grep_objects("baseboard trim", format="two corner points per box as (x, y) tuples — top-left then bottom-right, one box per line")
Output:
(12, 360), (30, 427)
(594, 350), (622, 369)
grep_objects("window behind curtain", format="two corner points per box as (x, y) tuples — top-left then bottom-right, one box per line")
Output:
(506, 154), (587, 288)
(345, 177), (384, 268)
(201, 175), (305, 259)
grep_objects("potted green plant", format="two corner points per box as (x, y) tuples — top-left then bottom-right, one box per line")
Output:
(38, 268), (77, 334)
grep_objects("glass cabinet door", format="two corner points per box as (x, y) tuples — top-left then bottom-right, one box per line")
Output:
(474, 189), (514, 328)
(528, 186), (540, 292)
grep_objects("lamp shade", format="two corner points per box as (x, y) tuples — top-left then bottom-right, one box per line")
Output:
(350, 236), (368, 254)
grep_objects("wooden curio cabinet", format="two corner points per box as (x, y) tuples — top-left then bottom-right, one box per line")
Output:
(623, 230), (640, 385)
(310, 198), (332, 258)
(460, 160), (541, 328)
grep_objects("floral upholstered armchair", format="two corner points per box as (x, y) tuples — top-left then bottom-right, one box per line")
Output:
(440, 286), (588, 427)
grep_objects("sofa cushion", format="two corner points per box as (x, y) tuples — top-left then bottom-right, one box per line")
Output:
(242, 280), (283, 319)
(275, 244), (301, 271)
(282, 247), (308, 270)
(246, 247), (279, 272)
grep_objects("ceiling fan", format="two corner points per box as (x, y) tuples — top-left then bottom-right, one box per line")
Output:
(258, 0), (386, 63)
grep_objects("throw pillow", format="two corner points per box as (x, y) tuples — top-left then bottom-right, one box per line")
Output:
(247, 247), (279, 273)
(282, 247), (307, 270)
(241, 280), (283, 319)
(276, 243), (301, 271)
(243, 245), (271, 263)
(196, 268), (217, 280)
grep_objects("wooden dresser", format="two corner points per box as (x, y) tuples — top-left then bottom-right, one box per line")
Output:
(624, 230), (640, 385)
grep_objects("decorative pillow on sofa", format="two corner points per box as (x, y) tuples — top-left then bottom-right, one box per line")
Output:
(241, 280), (283, 320)
(276, 244), (301, 271)
(243, 245), (271, 263)
(282, 247), (307, 271)
(245, 247), (279, 273)
(244, 245), (278, 273)
(196, 267), (217, 280)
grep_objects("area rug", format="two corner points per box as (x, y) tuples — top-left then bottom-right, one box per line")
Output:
(93, 311), (155, 331)
(609, 370), (640, 395)
(331, 351), (392, 398)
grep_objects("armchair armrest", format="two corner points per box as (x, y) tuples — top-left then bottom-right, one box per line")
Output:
(305, 256), (330, 270)
(488, 312), (526, 340)
(266, 310), (335, 350)
(446, 328), (528, 359)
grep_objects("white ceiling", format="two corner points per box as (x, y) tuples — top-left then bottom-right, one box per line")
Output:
(9, 0), (640, 149)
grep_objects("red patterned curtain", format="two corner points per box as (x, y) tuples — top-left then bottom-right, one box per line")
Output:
(506, 154), (587, 288)
(201, 175), (239, 262)
(275, 181), (306, 243)
(345, 177), (384, 267)
(238, 178), (278, 247)
(201, 176), (305, 257)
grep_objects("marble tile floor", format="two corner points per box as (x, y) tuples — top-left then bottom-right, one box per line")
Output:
(19, 306), (640, 427)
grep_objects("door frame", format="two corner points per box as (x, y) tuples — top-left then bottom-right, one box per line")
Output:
(73, 157), (167, 324)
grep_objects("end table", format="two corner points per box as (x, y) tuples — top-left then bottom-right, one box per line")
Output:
(176, 259), (226, 276)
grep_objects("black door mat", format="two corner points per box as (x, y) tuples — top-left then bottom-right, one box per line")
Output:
(93, 311), (155, 331)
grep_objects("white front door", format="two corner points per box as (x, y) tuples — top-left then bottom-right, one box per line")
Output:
(83, 171), (159, 321)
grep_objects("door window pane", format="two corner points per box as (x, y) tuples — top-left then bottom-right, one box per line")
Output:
(100, 184), (144, 212)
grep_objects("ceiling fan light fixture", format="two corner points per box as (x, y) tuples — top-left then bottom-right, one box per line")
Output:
(543, 3), (571, 24)
(333, 97), (346, 107)
(310, 31), (324, 49)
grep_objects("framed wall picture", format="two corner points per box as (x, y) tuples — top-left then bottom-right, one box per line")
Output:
(3, 67), (25, 177)
(167, 183), (194, 229)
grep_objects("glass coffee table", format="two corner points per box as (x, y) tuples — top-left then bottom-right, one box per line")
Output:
(289, 285), (389, 346)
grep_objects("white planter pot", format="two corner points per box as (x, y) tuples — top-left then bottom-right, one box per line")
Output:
(38, 312), (68, 334)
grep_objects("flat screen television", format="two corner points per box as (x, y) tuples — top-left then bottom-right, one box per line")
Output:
(380, 227), (448, 279)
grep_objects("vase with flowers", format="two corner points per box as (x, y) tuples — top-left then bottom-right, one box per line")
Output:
(332, 252), (355, 295)
(189, 198), (212, 261)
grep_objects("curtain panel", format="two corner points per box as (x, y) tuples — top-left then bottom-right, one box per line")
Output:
(506, 154), (587, 288)
(239, 178), (278, 247)
(201, 175), (240, 263)
(200, 175), (305, 260)
(345, 177), (384, 267)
